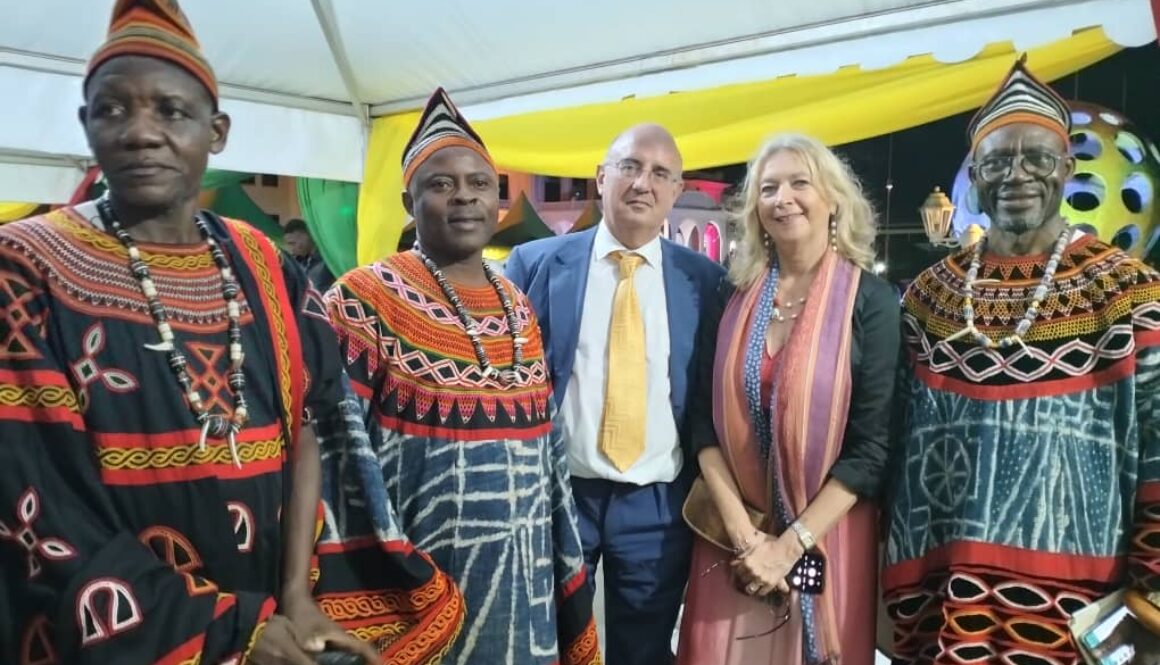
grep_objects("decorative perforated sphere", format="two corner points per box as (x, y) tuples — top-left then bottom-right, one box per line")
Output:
(1065, 102), (1160, 257)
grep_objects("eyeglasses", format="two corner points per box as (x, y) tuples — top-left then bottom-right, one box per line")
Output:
(972, 151), (1063, 183)
(700, 557), (792, 640)
(604, 159), (681, 186)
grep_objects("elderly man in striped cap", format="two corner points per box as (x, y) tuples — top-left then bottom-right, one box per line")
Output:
(0, 2), (469, 664)
(883, 55), (1160, 663)
(322, 87), (601, 665)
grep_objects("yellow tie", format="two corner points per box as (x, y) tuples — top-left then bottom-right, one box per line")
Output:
(600, 251), (647, 472)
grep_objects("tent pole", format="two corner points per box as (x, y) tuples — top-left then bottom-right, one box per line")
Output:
(309, 0), (370, 130)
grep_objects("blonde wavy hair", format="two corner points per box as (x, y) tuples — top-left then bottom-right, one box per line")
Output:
(728, 133), (878, 287)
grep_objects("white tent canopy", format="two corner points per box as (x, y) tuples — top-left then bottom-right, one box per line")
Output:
(0, 0), (1155, 201)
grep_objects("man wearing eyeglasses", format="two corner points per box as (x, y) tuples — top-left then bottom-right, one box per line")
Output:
(884, 55), (1160, 663)
(507, 124), (726, 664)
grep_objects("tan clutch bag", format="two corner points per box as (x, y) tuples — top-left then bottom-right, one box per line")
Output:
(682, 475), (767, 552)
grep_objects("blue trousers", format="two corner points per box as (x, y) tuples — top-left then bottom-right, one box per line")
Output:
(571, 474), (693, 665)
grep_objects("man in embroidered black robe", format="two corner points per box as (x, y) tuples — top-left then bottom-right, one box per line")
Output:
(0, 2), (458, 664)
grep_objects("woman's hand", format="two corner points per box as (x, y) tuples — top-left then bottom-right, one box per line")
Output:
(730, 531), (804, 597)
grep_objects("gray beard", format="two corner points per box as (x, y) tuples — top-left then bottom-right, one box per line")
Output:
(991, 213), (1045, 237)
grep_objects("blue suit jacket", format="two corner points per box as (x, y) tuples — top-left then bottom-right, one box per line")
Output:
(505, 227), (728, 461)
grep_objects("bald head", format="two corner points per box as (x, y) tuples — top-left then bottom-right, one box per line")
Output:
(597, 123), (684, 250)
(605, 123), (683, 172)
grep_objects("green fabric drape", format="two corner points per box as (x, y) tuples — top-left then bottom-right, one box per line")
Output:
(296, 178), (359, 275)
(201, 169), (252, 191)
(201, 169), (283, 241)
(210, 184), (283, 241)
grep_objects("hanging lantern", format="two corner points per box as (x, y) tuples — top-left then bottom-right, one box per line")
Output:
(920, 186), (957, 246)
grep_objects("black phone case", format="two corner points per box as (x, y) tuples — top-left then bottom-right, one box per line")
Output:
(787, 551), (825, 594)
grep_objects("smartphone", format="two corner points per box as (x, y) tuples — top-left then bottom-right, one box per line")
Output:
(787, 551), (825, 595)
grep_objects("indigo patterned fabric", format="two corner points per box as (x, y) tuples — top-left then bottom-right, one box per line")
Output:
(885, 234), (1160, 664)
(324, 252), (600, 665)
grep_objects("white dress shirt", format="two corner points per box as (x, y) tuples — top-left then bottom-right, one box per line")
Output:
(561, 223), (681, 485)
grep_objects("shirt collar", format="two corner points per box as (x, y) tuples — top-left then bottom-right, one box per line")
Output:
(593, 222), (663, 267)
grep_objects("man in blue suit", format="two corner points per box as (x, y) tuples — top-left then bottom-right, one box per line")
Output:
(506, 124), (725, 664)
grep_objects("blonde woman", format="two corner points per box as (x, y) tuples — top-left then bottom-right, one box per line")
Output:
(677, 134), (900, 665)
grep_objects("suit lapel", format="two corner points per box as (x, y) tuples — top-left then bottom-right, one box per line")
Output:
(662, 241), (696, 423)
(547, 230), (596, 401)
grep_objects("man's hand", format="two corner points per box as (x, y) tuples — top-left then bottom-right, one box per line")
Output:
(249, 615), (317, 665)
(281, 595), (380, 664)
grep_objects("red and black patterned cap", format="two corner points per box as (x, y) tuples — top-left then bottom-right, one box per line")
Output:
(86, 0), (217, 104)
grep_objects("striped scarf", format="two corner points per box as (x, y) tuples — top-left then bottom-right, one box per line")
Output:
(713, 249), (860, 662)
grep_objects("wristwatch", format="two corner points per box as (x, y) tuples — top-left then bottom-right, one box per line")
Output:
(789, 520), (816, 551)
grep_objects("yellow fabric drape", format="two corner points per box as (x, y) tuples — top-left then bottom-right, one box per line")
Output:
(358, 28), (1120, 264)
(0, 202), (39, 224)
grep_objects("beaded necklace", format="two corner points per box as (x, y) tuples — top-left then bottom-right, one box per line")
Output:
(947, 224), (1072, 350)
(771, 296), (807, 323)
(413, 246), (527, 385)
(96, 197), (249, 467)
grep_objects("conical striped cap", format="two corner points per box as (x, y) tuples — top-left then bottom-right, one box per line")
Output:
(86, 0), (217, 104)
(968, 54), (1070, 150)
(402, 87), (493, 187)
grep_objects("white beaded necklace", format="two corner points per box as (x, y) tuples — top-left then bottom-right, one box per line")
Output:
(946, 224), (1072, 350)
(97, 196), (249, 467)
(771, 296), (807, 323)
